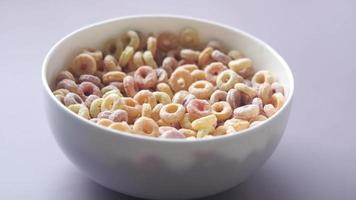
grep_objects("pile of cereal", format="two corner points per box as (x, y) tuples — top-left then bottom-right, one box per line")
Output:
(53, 28), (286, 139)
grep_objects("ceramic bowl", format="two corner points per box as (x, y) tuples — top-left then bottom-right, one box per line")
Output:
(42, 15), (294, 200)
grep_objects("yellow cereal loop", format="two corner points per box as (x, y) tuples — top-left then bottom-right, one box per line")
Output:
(101, 93), (123, 111)
(141, 103), (152, 117)
(97, 118), (113, 127)
(153, 91), (171, 105)
(191, 114), (217, 138)
(90, 98), (104, 118)
(109, 122), (132, 133)
(126, 30), (140, 50)
(68, 104), (90, 119)
(119, 46), (134, 67)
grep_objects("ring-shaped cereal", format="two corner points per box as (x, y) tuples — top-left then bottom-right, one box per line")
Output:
(179, 27), (200, 48)
(119, 46), (134, 67)
(64, 92), (83, 106)
(79, 74), (102, 87)
(123, 76), (138, 97)
(162, 57), (178, 76)
(97, 111), (113, 119)
(159, 103), (185, 124)
(109, 121), (131, 133)
(258, 83), (273, 104)
(191, 69), (207, 82)
(211, 50), (231, 65)
(133, 117), (159, 137)
(79, 81), (102, 97)
(271, 82), (285, 95)
(233, 104), (259, 121)
(207, 40), (227, 52)
(151, 103), (163, 121)
(56, 79), (84, 97)
(177, 64), (199, 73)
(143, 50), (157, 68)
(103, 55), (118, 71)
(227, 89), (241, 109)
(178, 128), (196, 137)
(89, 98), (104, 118)
(97, 118), (113, 127)
(108, 109), (128, 122)
(121, 97), (141, 122)
(156, 68), (168, 83)
(132, 51), (144, 69)
(56, 70), (75, 84)
(126, 30), (140, 50)
(84, 94), (99, 108)
(153, 91), (171, 105)
(182, 94), (196, 107)
(134, 90), (157, 108)
(188, 80), (214, 100)
(264, 104), (277, 117)
(157, 32), (179, 51)
(211, 101), (232, 122)
(141, 103), (152, 117)
(234, 83), (257, 98)
(71, 53), (97, 76)
(228, 50), (243, 60)
(179, 113), (193, 129)
(168, 68), (193, 92)
(147, 36), (157, 56)
(156, 83), (173, 98)
(216, 69), (243, 91)
(252, 70), (274, 86)
(102, 71), (126, 84)
(172, 90), (190, 104)
(204, 62), (228, 84)
(191, 114), (217, 138)
(180, 49), (200, 61)
(68, 104), (90, 119)
(186, 99), (211, 120)
(198, 47), (213, 67)
(228, 58), (252, 74)
(209, 90), (227, 104)
(101, 93), (123, 111)
(134, 66), (158, 89)
(271, 92), (285, 110)
(103, 38), (123, 59)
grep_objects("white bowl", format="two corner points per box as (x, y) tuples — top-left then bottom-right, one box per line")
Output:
(42, 15), (294, 200)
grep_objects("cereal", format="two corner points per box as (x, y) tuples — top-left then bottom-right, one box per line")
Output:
(71, 53), (97, 76)
(188, 80), (214, 99)
(133, 117), (159, 137)
(210, 90), (227, 104)
(52, 28), (286, 139)
(63, 92), (83, 107)
(211, 101), (232, 122)
(186, 99), (211, 120)
(233, 104), (260, 121)
(216, 70), (243, 91)
(134, 66), (157, 89)
(169, 68), (193, 92)
(191, 70), (207, 82)
(179, 28), (199, 48)
(160, 103), (185, 124)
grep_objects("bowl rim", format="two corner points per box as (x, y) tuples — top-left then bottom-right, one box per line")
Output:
(42, 14), (295, 143)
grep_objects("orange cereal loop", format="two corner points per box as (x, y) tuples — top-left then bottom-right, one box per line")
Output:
(119, 46), (134, 67)
(271, 92), (285, 110)
(216, 70), (243, 91)
(204, 62), (228, 84)
(191, 70), (207, 82)
(151, 103), (163, 121)
(258, 83), (273, 104)
(157, 32), (179, 51)
(168, 68), (193, 92)
(188, 80), (214, 100)
(134, 90), (157, 108)
(211, 50), (231, 65)
(186, 99), (211, 120)
(159, 103), (185, 124)
(198, 47), (213, 67)
(252, 70), (274, 86)
(133, 117), (159, 137)
(121, 97), (141, 123)
(156, 82), (173, 98)
(209, 90), (227, 104)
(123, 76), (138, 97)
(134, 66), (158, 89)
(71, 53), (97, 76)
(147, 36), (157, 56)
(102, 71), (126, 84)
(211, 101), (232, 122)
(55, 70), (75, 84)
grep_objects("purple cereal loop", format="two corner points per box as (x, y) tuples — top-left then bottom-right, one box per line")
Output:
(109, 109), (128, 122)
(63, 92), (83, 106)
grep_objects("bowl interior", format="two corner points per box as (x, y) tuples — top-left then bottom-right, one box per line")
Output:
(44, 16), (293, 101)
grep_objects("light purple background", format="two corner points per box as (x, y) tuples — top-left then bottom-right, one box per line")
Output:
(1, 0), (355, 199)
